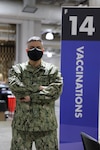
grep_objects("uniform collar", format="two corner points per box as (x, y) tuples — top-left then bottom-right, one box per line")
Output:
(26, 60), (45, 72)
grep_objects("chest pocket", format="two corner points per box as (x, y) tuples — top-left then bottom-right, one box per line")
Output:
(22, 70), (50, 86)
(21, 70), (35, 86)
(38, 75), (50, 86)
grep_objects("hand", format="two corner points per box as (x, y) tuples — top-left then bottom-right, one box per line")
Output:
(39, 86), (44, 91)
(20, 96), (30, 102)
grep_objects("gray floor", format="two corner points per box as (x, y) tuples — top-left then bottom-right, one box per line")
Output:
(0, 100), (60, 150)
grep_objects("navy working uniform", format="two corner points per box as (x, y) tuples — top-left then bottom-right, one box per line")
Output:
(8, 60), (63, 150)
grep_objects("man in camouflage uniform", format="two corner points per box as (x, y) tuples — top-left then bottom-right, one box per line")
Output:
(8, 36), (63, 150)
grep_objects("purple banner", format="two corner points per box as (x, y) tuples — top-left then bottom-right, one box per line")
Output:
(60, 7), (100, 150)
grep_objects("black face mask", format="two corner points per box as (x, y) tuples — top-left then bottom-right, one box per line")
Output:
(27, 48), (43, 61)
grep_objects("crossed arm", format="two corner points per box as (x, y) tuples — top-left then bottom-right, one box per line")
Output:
(8, 67), (63, 104)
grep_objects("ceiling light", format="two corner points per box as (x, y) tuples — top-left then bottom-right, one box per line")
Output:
(45, 32), (54, 40)
(47, 52), (53, 58)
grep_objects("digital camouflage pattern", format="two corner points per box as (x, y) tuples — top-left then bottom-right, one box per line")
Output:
(8, 60), (63, 132)
(11, 128), (58, 150)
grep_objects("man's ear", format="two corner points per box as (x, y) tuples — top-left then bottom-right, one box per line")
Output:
(26, 48), (28, 52)
(42, 48), (44, 52)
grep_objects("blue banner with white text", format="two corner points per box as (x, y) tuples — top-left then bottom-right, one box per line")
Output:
(60, 7), (100, 150)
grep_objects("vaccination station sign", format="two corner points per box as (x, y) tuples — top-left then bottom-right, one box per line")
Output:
(60, 7), (100, 150)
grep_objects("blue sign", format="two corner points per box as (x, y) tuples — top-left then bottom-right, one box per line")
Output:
(60, 7), (100, 150)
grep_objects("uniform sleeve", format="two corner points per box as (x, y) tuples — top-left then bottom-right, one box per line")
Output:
(8, 66), (40, 99)
(30, 67), (63, 104)
(8, 67), (28, 99)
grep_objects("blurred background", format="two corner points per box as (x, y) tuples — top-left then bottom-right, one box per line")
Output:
(0, 1), (100, 150)
(0, 0), (90, 82)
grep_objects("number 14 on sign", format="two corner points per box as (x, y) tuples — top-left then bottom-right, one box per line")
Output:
(69, 16), (95, 36)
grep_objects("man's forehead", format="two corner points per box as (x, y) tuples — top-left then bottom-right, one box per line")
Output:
(28, 41), (43, 47)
